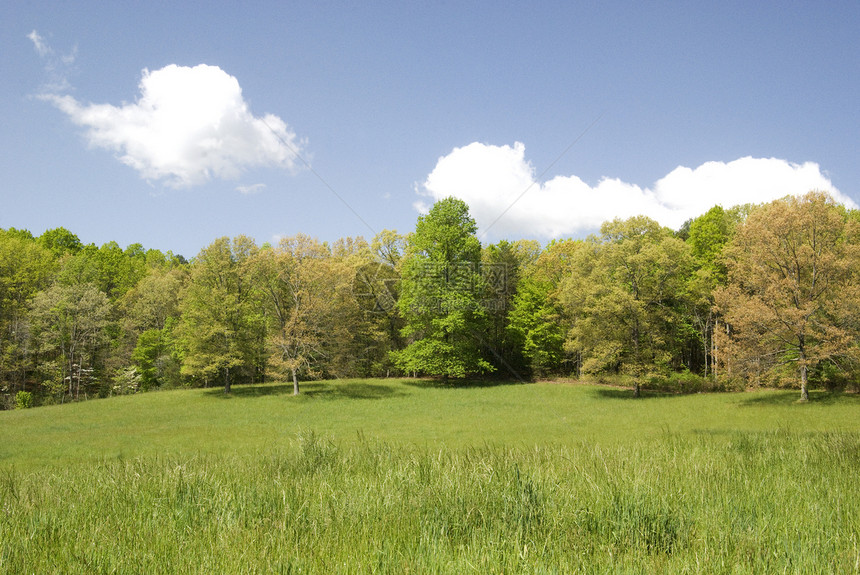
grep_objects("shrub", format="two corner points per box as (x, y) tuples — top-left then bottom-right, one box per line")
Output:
(15, 391), (33, 409)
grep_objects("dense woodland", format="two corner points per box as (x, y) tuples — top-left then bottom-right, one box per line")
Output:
(2, 191), (859, 408)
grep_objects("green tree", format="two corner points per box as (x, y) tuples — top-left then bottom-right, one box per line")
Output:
(38, 227), (82, 258)
(253, 235), (337, 394)
(30, 283), (112, 401)
(366, 230), (406, 358)
(177, 236), (263, 393)
(715, 192), (860, 400)
(683, 205), (747, 376)
(507, 239), (583, 377)
(481, 239), (540, 378)
(0, 231), (56, 396)
(130, 323), (182, 391)
(507, 278), (565, 376)
(122, 267), (186, 389)
(392, 198), (493, 380)
(57, 241), (150, 301)
(562, 217), (693, 396)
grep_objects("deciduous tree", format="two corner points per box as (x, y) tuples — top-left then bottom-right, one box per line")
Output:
(715, 192), (860, 400)
(508, 239), (583, 377)
(0, 231), (56, 395)
(254, 235), (335, 394)
(177, 236), (263, 393)
(562, 217), (692, 396)
(392, 198), (493, 379)
(30, 283), (112, 400)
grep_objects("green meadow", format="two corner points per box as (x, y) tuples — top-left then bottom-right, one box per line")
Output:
(2, 380), (859, 573)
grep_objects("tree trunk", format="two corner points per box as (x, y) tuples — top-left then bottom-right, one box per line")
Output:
(634, 380), (641, 398)
(292, 368), (300, 395)
(800, 364), (809, 402)
(799, 340), (809, 402)
(712, 316), (718, 379)
(224, 366), (231, 394)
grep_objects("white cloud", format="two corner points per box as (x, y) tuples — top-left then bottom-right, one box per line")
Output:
(418, 142), (855, 239)
(27, 30), (50, 56)
(28, 29), (76, 92)
(236, 183), (266, 195)
(41, 64), (305, 187)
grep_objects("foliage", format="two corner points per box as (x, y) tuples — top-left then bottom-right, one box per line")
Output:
(506, 239), (584, 377)
(37, 227), (82, 257)
(131, 326), (180, 390)
(715, 192), (860, 400)
(480, 239), (540, 378)
(255, 235), (341, 394)
(14, 390), (32, 409)
(111, 366), (142, 395)
(0, 231), (56, 395)
(562, 217), (693, 395)
(3, 192), (860, 405)
(392, 198), (494, 378)
(29, 282), (112, 401)
(507, 278), (566, 376)
(176, 236), (264, 393)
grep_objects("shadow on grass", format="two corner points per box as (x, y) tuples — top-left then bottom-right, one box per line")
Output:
(590, 387), (676, 400)
(401, 378), (525, 390)
(302, 381), (406, 400)
(207, 381), (406, 401)
(206, 384), (295, 398)
(738, 390), (860, 407)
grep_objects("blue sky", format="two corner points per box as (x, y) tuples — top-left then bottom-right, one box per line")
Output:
(2, 1), (858, 258)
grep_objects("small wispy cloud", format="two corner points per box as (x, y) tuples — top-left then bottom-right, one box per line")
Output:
(28, 29), (77, 93)
(418, 142), (855, 239)
(38, 63), (306, 188)
(27, 30), (50, 56)
(237, 183), (267, 195)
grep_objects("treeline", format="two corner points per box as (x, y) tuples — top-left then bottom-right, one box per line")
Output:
(2, 191), (859, 408)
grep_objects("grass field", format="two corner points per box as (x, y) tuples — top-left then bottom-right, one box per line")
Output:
(1, 379), (859, 573)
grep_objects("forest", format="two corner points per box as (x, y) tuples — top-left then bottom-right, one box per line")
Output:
(2, 190), (859, 409)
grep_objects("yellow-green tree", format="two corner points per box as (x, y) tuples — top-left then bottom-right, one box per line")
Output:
(254, 235), (339, 395)
(30, 283), (112, 400)
(177, 236), (263, 393)
(561, 217), (693, 396)
(0, 230), (56, 396)
(715, 192), (860, 400)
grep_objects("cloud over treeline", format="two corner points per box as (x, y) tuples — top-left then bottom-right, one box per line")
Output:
(417, 142), (854, 239)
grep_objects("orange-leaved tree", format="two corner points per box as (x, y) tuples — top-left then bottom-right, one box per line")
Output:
(715, 192), (860, 400)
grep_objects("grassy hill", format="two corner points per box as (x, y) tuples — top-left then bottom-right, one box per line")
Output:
(1, 380), (859, 573)
(3, 379), (859, 469)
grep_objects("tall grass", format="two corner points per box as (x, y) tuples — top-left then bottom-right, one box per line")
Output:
(2, 429), (858, 573)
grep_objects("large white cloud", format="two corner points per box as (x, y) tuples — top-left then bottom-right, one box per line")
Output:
(418, 142), (855, 239)
(41, 64), (304, 187)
